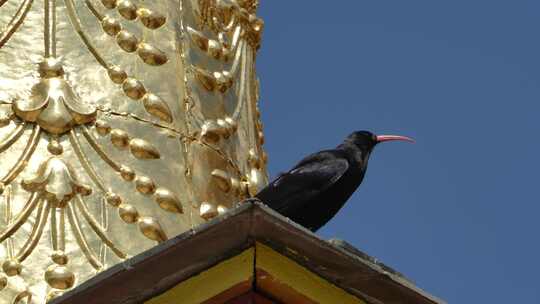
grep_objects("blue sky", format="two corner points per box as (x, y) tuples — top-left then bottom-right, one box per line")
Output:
(257, 1), (540, 303)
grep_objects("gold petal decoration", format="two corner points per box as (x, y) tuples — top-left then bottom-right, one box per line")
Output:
(200, 117), (238, 143)
(122, 78), (146, 100)
(187, 26), (228, 60)
(193, 66), (217, 91)
(247, 167), (265, 197)
(135, 175), (156, 195)
(137, 42), (168, 66)
(13, 64), (96, 135)
(193, 68), (234, 93)
(95, 120), (111, 136)
(187, 27), (209, 51)
(101, 16), (122, 36)
(107, 65), (128, 84)
(137, 43), (168, 66)
(129, 138), (160, 159)
(200, 120), (221, 143)
(44, 265), (75, 290)
(154, 188), (183, 213)
(22, 157), (92, 206)
(248, 148), (262, 168)
(211, 169), (231, 192)
(215, 71), (233, 93)
(118, 203), (139, 223)
(117, 0), (138, 20)
(2, 260), (21, 276)
(116, 30), (139, 52)
(137, 8), (166, 29)
(119, 165), (136, 181)
(230, 177), (248, 196)
(199, 202), (228, 220)
(199, 202), (218, 220)
(142, 93), (173, 123)
(110, 129), (130, 148)
(100, 0), (116, 9)
(137, 216), (167, 242)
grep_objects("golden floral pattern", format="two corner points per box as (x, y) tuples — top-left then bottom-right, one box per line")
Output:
(0, 0), (267, 302)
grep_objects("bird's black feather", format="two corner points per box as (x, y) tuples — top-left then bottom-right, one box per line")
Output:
(257, 151), (349, 215)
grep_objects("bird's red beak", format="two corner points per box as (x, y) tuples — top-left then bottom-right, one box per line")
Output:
(376, 134), (415, 143)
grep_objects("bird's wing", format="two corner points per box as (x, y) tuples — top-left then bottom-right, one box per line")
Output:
(255, 152), (349, 213)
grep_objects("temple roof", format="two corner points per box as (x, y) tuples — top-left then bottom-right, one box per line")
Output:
(51, 200), (444, 304)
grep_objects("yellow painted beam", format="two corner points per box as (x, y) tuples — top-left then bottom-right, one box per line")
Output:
(255, 242), (365, 304)
(145, 248), (254, 304)
(145, 244), (365, 304)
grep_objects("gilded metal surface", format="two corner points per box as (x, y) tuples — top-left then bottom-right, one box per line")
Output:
(0, 0), (266, 302)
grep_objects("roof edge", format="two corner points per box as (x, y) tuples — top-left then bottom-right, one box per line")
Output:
(51, 199), (445, 304)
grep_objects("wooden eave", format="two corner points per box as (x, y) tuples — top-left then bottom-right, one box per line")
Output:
(51, 199), (445, 304)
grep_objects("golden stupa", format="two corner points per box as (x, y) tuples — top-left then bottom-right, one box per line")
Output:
(0, 0), (266, 302)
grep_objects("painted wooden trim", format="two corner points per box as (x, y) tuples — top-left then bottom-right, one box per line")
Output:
(255, 242), (365, 304)
(145, 248), (254, 304)
(145, 243), (365, 304)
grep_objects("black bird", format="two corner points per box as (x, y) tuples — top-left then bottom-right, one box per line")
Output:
(255, 131), (414, 232)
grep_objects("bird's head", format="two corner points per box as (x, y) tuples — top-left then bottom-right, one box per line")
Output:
(344, 130), (414, 161)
